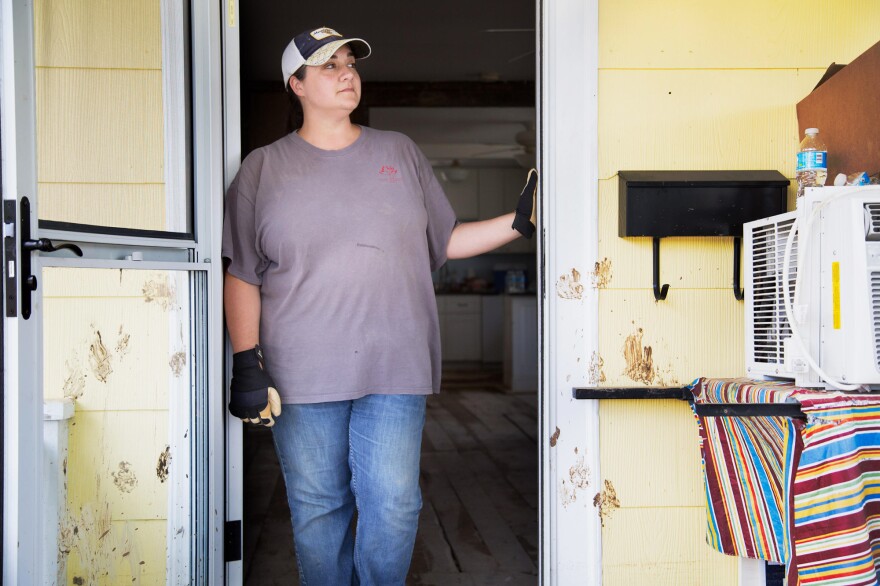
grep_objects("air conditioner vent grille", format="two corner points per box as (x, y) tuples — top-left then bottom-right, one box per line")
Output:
(750, 218), (797, 365)
(867, 204), (880, 241)
(872, 272), (880, 372)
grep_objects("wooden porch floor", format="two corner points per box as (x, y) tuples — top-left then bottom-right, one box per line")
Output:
(242, 367), (539, 585)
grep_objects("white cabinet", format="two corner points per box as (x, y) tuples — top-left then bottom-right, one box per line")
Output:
(503, 295), (538, 391)
(437, 295), (482, 361)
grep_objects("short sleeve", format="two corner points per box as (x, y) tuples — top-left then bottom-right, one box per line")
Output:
(222, 153), (269, 285)
(415, 149), (457, 271)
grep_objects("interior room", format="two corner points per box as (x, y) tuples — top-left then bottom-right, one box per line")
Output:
(237, 2), (539, 584)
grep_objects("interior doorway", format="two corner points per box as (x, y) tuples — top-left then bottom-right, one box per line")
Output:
(234, 2), (538, 583)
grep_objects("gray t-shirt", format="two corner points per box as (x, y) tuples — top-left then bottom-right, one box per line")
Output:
(222, 126), (457, 404)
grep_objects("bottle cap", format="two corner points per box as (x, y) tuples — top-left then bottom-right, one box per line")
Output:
(805, 127), (819, 135)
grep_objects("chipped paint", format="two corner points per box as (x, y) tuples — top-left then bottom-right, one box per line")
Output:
(63, 359), (86, 399)
(142, 277), (175, 310)
(115, 325), (131, 360)
(593, 479), (621, 527)
(550, 426), (561, 447)
(112, 461), (138, 493)
(88, 330), (113, 383)
(556, 268), (585, 300)
(169, 351), (186, 377)
(588, 352), (606, 386)
(560, 454), (591, 507)
(156, 446), (171, 483)
(623, 326), (656, 385)
(591, 257), (612, 288)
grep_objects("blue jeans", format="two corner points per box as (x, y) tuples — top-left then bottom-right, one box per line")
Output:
(271, 393), (427, 586)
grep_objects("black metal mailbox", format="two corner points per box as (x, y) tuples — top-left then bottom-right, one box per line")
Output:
(618, 171), (789, 238)
(618, 171), (790, 300)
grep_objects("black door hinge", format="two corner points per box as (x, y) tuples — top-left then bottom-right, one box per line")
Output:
(225, 520), (242, 562)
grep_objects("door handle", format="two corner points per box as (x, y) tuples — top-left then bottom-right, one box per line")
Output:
(17, 196), (83, 319)
(22, 238), (83, 256)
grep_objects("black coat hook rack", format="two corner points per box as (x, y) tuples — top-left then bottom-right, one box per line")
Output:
(619, 171), (789, 301)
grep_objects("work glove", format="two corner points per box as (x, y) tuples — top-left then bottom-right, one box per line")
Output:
(229, 345), (282, 427)
(511, 168), (538, 239)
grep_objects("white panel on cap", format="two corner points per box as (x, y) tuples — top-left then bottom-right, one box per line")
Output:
(311, 27), (342, 40)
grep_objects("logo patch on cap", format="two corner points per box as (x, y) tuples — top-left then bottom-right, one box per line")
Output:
(310, 27), (342, 41)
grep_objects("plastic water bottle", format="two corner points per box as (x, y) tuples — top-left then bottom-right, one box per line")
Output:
(796, 128), (827, 198)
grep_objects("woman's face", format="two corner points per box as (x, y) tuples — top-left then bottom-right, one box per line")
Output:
(290, 44), (361, 117)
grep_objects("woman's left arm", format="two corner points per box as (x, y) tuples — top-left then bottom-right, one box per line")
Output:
(447, 213), (520, 259)
(445, 169), (538, 260)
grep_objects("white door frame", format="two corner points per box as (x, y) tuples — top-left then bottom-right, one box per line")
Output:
(539, 1), (602, 584)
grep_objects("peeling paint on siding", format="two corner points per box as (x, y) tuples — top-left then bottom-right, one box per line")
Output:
(556, 268), (585, 299)
(112, 461), (138, 493)
(169, 351), (186, 377)
(156, 446), (171, 483)
(88, 329), (113, 383)
(623, 326), (656, 385)
(593, 479), (621, 527)
(591, 257), (612, 288)
(588, 352), (606, 385)
(550, 426), (561, 447)
(142, 277), (176, 310)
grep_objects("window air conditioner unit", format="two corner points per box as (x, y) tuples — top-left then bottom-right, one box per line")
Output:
(744, 186), (880, 391)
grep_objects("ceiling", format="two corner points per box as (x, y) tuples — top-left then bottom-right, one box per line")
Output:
(239, 1), (537, 166)
(239, 1), (536, 83)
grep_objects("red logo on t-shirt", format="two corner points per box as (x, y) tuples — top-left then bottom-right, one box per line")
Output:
(379, 165), (401, 183)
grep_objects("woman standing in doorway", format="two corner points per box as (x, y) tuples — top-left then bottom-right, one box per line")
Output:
(222, 26), (537, 585)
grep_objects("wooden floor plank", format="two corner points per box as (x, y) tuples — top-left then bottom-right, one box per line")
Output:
(421, 453), (499, 572)
(437, 451), (537, 574)
(410, 499), (459, 574)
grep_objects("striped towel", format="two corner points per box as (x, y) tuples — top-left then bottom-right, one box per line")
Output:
(691, 378), (802, 564)
(788, 391), (880, 586)
(692, 378), (880, 586)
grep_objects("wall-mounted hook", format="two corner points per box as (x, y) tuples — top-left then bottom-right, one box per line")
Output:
(652, 237), (669, 301)
(733, 237), (744, 301)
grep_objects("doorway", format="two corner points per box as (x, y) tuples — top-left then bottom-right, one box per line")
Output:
(234, 2), (539, 584)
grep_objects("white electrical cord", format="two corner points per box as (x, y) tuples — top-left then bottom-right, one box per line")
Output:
(781, 187), (874, 392)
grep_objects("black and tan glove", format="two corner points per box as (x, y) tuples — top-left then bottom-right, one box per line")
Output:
(229, 345), (282, 427)
(511, 168), (538, 239)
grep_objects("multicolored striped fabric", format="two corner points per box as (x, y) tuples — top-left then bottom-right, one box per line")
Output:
(788, 391), (880, 586)
(690, 378), (802, 564)
(691, 378), (880, 586)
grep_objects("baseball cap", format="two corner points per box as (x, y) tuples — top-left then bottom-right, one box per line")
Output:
(281, 27), (372, 85)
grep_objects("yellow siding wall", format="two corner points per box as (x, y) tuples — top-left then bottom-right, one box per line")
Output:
(35, 0), (165, 230)
(35, 1), (173, 583)
(596, 1), (880, 583)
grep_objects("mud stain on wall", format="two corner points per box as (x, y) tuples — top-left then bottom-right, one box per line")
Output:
(169, 351), (186, 377)
(591, 257), (612, 289)
(142, 277), (175, 310)
(112, 461), (138, 493)
(623, 326), (656, 385)
(60, 496), (140, 585)
(593, 479), (621, 527)
(156, 446), (171, 483)
(556, 268), (585, 300)
(89, 329), (113, 383)
(115, 325), (131, 360)
(63, 359), (86, 399)
(550, 426), (561, 447)
(588, 352), (606, 386)
(560, 453), (591, 507)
